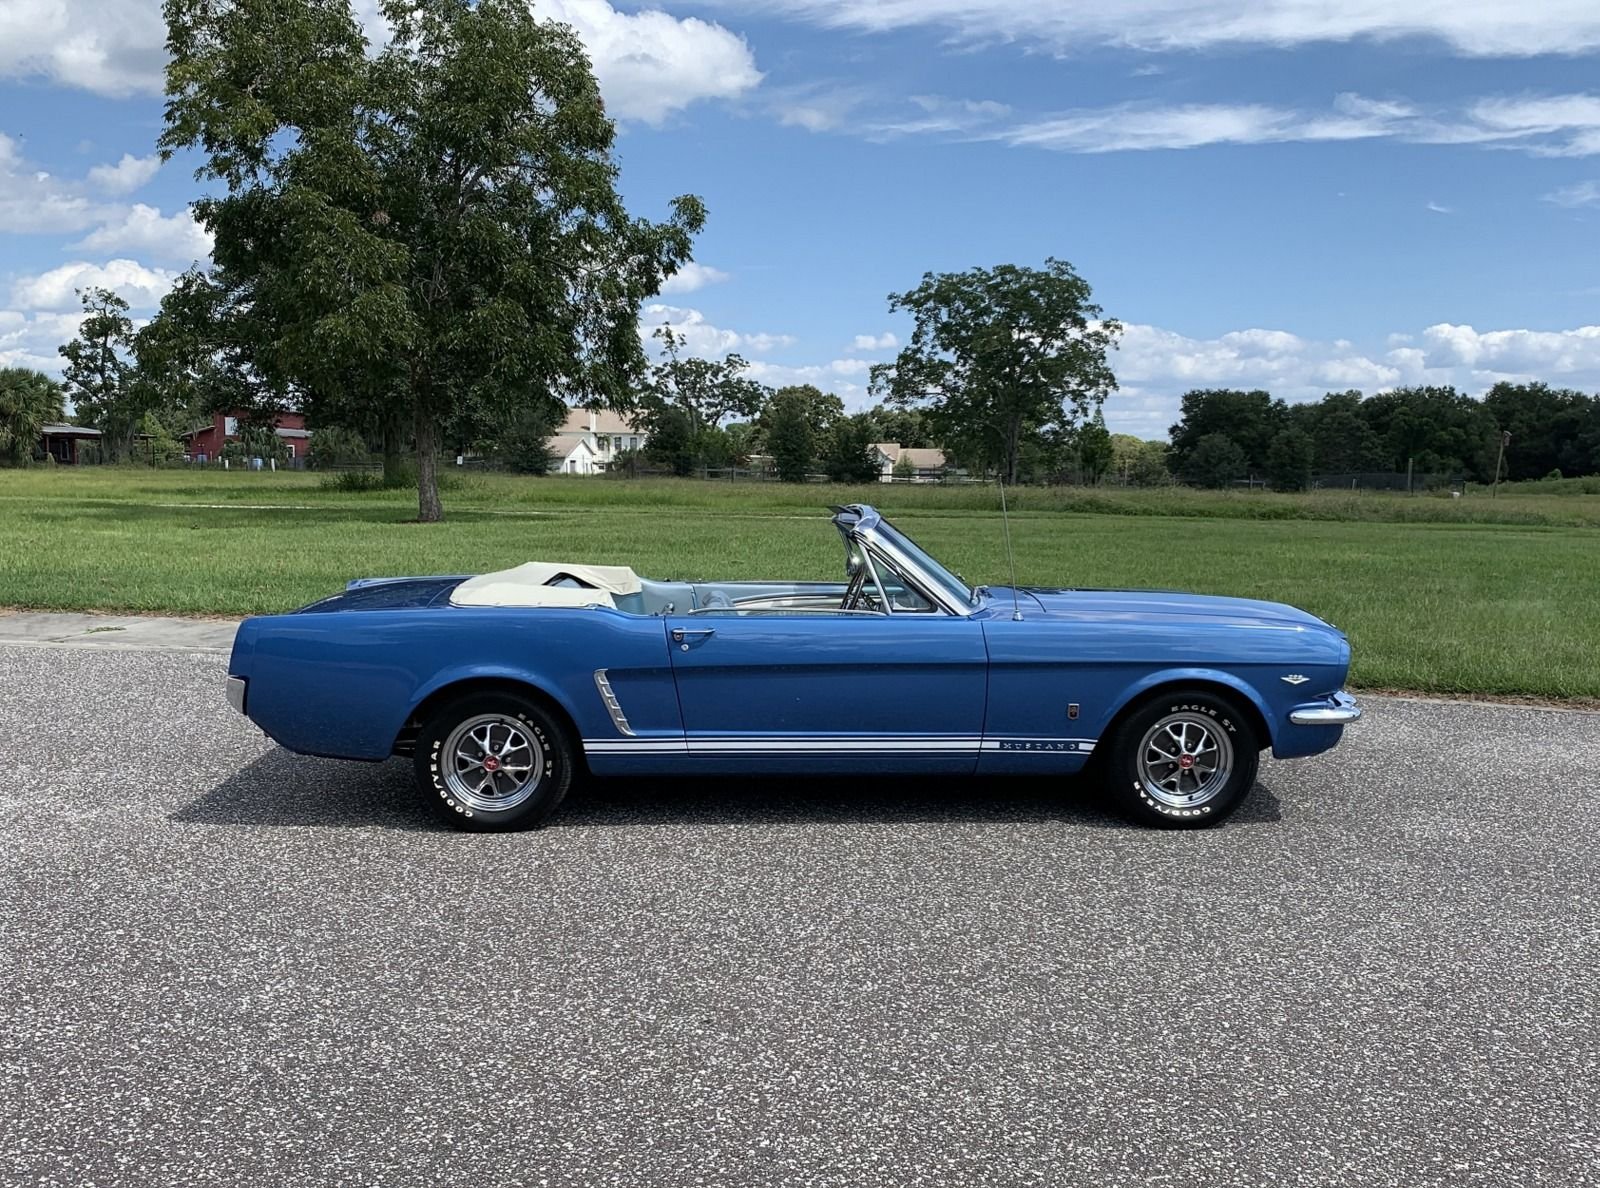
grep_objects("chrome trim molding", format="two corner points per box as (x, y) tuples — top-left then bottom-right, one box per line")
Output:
(1289, 692), (1362, 726)
(581, 734), (1098, 756)
(592, 669), (635, 737)
(225, 675), (247, 715)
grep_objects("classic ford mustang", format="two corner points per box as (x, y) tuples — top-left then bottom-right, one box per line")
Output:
(225, 503), (1360, 830)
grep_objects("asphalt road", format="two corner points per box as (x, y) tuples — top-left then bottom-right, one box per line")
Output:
(3, 645), (1596, 1188)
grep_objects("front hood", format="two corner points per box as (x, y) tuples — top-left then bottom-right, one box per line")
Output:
(1017, 586), (1339, 634)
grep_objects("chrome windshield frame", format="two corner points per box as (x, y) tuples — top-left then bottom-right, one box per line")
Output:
(834, 504), (977, 618)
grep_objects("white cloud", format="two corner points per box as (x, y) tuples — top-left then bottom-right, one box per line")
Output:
(1467, 93), (1600, 134)
(634, 305), (876, 397)
(534, 0), (761, 124)
(768, 83), (874, 133)
(865, 94), (1012, 139)
(836, 89), (1600, 158)
(1102, 319), (1600, 436)
(68, 203), (213, 263)
(1457, 93), (1600, 156)
(745, 358), (873, 404)
(0, 309), (92, 372)
(1544, 180), (1600, 207)
(850, 332), (898, 351)
(0, 0), (167, 95)
(1417, 323), (1600, 376)
(742, 331), (800, 353)
(729, 0), (1600, 58)
(0, 133), (106, 233)
(1427, 200), (1454, 214)
(0, 1), (760, 124)
(659, 261), (731, 294)
(85, 152), (160, 194)
(995, 92), (1416, 153)
(1544, 180), (1600, 208)
(10, 259), (178, 311)
(639, 303), (794, 356)
(626, 309), (1600, 433)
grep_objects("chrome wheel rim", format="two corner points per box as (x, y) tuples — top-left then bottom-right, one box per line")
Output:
(1137, 712), (1233, 809)
(441, 714), (545, 812)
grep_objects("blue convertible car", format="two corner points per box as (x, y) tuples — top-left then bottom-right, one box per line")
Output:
(225, 504), (1360, 830)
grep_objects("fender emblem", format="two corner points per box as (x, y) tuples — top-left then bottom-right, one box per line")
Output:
(1281, 674), (1310, 686)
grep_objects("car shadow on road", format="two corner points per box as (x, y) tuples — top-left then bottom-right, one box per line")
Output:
(174, 747), (1284, 832)
(172, 749), (435, 831)
(559, 775), (1283, 831)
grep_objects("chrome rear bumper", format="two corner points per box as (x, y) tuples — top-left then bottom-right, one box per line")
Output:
(1289, 690), (1361, 726)
(225, 675), (247, 715)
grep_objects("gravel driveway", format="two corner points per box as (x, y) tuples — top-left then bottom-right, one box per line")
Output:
(2, 644), (1596, 1187)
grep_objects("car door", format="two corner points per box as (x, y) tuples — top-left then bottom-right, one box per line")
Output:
(663, 611), (989, 773)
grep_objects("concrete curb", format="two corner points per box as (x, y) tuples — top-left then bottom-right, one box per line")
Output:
(0, 612), (239, 654)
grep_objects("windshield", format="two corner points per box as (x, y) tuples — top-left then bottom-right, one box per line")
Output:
(873, 516), (975, 608)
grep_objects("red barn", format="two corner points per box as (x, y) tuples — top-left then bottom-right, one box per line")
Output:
(183, 411), (310, 462)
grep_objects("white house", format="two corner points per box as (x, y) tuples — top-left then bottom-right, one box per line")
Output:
(549, 408), (647, 475)
(871, 442), (949, 483)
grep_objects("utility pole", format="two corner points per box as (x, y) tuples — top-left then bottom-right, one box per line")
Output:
(1492, 430), (1511, 498)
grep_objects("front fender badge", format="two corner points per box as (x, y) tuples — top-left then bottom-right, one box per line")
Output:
(1281, 674), (1310, 686)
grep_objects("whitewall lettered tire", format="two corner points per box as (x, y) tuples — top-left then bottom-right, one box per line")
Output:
(1104, 688), (1261, 828)
(413, 692), (575, 831)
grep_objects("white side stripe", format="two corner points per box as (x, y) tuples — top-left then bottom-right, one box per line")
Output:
(582, 736), (1097, 755)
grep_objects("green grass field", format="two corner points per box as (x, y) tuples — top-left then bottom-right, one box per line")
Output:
(2, 468), (1597, 699)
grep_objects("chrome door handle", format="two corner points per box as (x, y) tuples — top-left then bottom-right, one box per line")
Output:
(671, 627), (716, 647)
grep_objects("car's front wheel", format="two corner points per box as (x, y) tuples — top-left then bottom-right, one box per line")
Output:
(1103, 688), (1261, 828)
(414, 692), (575, 831)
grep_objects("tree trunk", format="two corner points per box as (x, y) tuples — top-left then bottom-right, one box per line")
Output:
(415, 408), (442, 522)
(381, 415), (405, 487)
(1004, 420), (1021, 487)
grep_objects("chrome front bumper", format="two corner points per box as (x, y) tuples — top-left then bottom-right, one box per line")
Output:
(1289, 690), (1362, 726)
(225, 675), (247, 715)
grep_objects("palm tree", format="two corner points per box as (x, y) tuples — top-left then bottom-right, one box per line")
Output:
(0, 368), (66, 466)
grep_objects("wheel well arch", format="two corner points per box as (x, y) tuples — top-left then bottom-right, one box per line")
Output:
(394, 676), (587, 771)
(1100, 677), (1273, 754)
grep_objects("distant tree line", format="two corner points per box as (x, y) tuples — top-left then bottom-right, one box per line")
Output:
(15, 278), (1600, 495)
(1167, 384), (1600, 490)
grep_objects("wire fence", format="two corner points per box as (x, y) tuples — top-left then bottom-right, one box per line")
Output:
(44, 448), (1477, 494)
(1310, 471), (1466, 492)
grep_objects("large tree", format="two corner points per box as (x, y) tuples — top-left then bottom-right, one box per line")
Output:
(764, 387), (816, 483)
(59, 287), (142, 460)
(1265, 425), (1315, 491)
(159, 0), (704, 520)
(1290, 389), (1383, 475)
(1109, 433), (1171, 486)
(825, 412), (882, 483)
(758, 384), (839, 455)
(865, 404), (933, 449)
(1075, 409), (1114, 485)
(0, 368), (66, 466)
(871, 259), (1120, 485)
(1167, 389), (1286, 478)
(1183, 433), (1248, 489)
(637, 327), (768, 470)
(1482, 382), (1598, 480)
(1360, 386), (1499, 481)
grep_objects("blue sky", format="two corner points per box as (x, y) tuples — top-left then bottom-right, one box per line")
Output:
(2, 0), (1599, 438)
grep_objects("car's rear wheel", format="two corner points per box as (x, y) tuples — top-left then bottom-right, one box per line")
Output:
(1103, 688), (1261, 828)
(414, 692), (575, 831)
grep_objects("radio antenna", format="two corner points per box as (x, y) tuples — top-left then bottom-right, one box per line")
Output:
(998, 479), (1023, 621)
